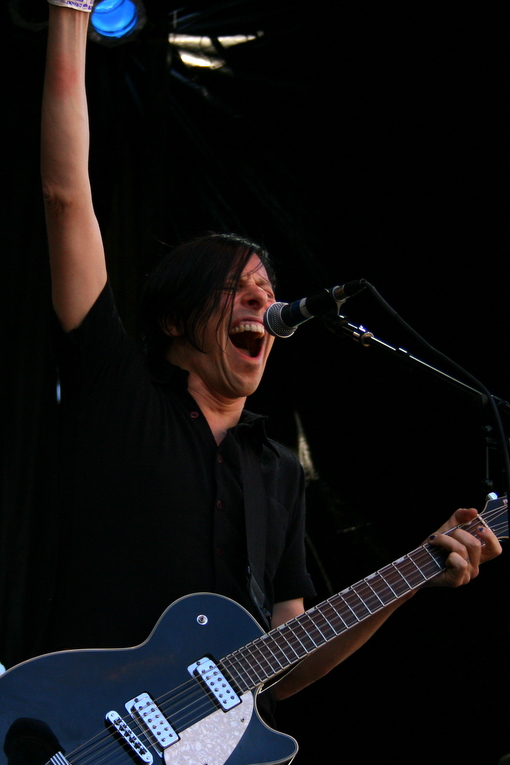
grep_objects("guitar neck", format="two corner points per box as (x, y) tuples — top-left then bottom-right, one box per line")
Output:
(221, 509), (503, 693)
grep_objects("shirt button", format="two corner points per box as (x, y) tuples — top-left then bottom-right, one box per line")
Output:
(216, 500), (223, 510)
(217, 454), (223, 463)
(190, 411), (200, 419)
(216, 547), (223, 556)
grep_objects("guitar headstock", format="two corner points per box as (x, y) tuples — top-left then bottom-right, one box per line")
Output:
(479, 494), (508, 541)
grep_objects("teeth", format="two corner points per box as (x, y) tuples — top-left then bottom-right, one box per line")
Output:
(230, 323), (265, 336)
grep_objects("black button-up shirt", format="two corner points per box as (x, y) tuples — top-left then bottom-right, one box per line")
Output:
(46, 284), (314, 653)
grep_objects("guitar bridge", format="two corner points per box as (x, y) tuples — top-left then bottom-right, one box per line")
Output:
(106, 710), (154, 763)
(188, 657), (241, 711)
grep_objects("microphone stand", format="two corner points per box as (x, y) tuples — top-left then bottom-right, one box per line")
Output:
(322, 295), (509, 760)
(322, 311), (510, 502)
(325, 313), (509, 414)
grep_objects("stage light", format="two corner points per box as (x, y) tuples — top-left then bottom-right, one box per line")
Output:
(88, 0), (146, 46)
(169, 33), (261, 70)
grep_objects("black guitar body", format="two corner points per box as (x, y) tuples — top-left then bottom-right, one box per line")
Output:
(0, 594), (297, 765)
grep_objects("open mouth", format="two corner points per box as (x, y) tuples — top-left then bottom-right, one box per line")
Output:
(229, 322), (265, 358)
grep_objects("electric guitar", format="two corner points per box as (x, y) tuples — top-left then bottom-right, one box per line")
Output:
(0, 496), (507, 765)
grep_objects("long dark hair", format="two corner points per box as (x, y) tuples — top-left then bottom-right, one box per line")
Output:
(140, 233), (276, 369)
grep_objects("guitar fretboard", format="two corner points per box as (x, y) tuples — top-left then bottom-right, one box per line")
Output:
(221, 521), (479, 693)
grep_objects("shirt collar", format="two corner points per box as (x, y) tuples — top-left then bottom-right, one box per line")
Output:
(151, 361), (279, 456)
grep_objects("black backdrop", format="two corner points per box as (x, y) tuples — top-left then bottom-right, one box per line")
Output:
(1, 2), (508, 763)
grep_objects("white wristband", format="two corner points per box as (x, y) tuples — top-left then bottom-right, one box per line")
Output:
(48, 0), (95, 11)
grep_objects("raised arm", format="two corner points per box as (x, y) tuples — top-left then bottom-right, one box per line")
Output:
(42, 3), (107, 331)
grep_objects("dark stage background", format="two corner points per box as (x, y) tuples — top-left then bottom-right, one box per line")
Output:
(1, 2), (508, 763)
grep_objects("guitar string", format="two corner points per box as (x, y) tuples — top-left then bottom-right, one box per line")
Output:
(64, 677), (216, 765)
(63, 502), (507, 764)
(177, 519), (493, 726)
(70, 548), (434, 764)
(66, 503), (508, 765)
(59, 644), (263, 765)
(223, 503), (508, 677)
(66, 505), (508, 765)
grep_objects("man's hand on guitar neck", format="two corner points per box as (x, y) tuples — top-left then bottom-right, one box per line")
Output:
(272, 505), (503, 700)
(427, 507), (502, 588)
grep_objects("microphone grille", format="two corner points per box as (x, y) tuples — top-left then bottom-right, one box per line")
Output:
(264, 302), (296, 338)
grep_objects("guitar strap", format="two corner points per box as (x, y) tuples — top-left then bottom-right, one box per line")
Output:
(239, 442), (272, 631)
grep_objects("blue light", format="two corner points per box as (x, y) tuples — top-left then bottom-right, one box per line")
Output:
(91, 0), (139, 39)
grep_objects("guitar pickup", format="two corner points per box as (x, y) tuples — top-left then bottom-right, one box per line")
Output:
(188, 657), (241, 711)
(125, 692), (179, 752)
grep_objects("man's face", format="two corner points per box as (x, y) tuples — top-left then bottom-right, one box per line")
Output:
(169, 254), (276, 401)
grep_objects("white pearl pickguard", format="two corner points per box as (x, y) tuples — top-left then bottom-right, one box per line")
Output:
(163, 692), (254, 765)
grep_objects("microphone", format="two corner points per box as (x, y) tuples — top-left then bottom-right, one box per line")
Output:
(264, 280), (366, 338)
